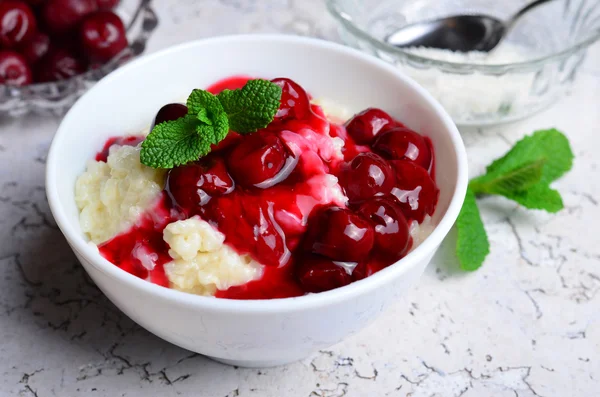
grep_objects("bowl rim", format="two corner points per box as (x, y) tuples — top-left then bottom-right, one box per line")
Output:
(46, 34), (468, 314)
(326, 0), (600, 71)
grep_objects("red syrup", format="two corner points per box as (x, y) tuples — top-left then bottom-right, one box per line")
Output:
(98, 194), (174, 288)
(94, 76), (439, 299)
(95, 135), (144, 162)
(206, 75), (254, 94)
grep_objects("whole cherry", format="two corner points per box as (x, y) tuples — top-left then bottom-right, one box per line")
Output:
(389, 160), (439, 223)
(373, 126), (432, 170)
(226, 131), (293, 188)
(296, 254), (352, 293)
(303, 206), (375, 262)
(0, 50), (32, 86)
(0, 1), (37, 49)
(167, 157), (234, 212)
(345, 108), (396, 145)
(151, 103), (188, 128)
(42, 0), (97, 34)
(80, 10), (127, 63)
(19, 31), (50, 64)
(35, 48), (85, 82)
(271, 77), (311, 121)
(358, 197), (411, 262)
(340, 152), (395, 203)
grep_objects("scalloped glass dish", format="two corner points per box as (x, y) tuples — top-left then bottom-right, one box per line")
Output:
(0, 0), (158, 118)
(327, 0), (600, 126)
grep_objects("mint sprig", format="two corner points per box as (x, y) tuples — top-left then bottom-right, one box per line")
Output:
(456, 129), (574, 271)
(140, 115), (213, 169)
(140, 79), (282, 169)
(456, 187), (489, 271)
(218, 79), (283, 133)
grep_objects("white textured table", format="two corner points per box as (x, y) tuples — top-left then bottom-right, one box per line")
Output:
(1, 1), (599, 396)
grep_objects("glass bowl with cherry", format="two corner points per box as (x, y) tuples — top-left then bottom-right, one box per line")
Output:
(0, 0), (157, 117)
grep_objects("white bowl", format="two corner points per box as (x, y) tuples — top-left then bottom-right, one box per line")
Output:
(46, 35), (468, 368)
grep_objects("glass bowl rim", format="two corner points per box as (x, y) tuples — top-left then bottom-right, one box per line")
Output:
(326, 0), (600, 72)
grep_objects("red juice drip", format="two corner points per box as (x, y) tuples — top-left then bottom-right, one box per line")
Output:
(206, 75), (254, 94)
(98, 194), (175, 288)
(95, 135), (144, 162)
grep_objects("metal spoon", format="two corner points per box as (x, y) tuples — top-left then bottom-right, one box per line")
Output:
(386, 0), (553, 52)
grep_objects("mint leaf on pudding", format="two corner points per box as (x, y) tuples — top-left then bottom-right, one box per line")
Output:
(456, 187), (490, 271)
(204, 108), (230, 143)
(140, 115), (212, 169)
(218, 79), (282, 133)
(141, 79), (282, 169)
(187, 88), (230, 143)
(187, 88), (221, 116)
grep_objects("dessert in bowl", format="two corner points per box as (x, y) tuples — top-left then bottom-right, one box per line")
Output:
(46, 35), (468, 367)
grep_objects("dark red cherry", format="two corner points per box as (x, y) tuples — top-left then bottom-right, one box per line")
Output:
(226, 131), (292, 188)
(304, 206), (375, 262)
(358, 197), (410, 262)
(271, 77), (310, 121)
(296, 254), (352, 293)
(19, 31), (50, 64)
(43, 0), (97, 34)
(0, 50), (32, 85)
(22, 0), (47, 6)
(0, 1), (37, 49)
(241, 200), (289, 267)
(390, 160), (439, 223)
(152, 103), (188, 128)
(373, 127), (432, 169)
(340, 152), (395, 203)
(35, 48), (85, 82)
(80, 10), (128, 63)
(345, 108), (396, 145)
(351, 262), (378, 281)
(210, 131), (241, 153)
(167, 157), (234, 212)
(95, 0), (119, 9)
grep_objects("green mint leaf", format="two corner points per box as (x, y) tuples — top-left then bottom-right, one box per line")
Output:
(187, 90), (229, 145)
(500, 184), (564, 213)
(187, 88), (230, 144)
(456, 187), (490, 271)
(485, 129), (573, 185)
(197, 108), (212, 125)
(187, 89), (222, 116)
(209, 108), (229, 143)
(217, 79), (282, 133)
(469, 158), (546, 196)
(195, 110), (229, 145)
(140, 115), (211, 169)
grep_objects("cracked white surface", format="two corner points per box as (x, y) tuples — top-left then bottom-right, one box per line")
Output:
(1, 1), (599, 396)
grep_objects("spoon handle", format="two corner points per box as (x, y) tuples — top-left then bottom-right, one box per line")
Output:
(507, 0), (554, 29)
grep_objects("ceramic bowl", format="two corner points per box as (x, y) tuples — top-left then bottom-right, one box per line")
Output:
(46, 35), (468, 368)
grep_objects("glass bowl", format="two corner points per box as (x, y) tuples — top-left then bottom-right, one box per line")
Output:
(0, 0), (158, 118)
(327, 0), (600, 126)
